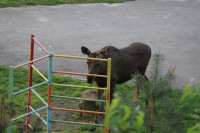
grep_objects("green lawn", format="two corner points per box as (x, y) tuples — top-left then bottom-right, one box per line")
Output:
(0, 0), (125, 8)
(0, 65), (135, 132)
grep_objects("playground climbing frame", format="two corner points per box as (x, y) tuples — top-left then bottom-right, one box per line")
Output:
(8, 35), (111, 133)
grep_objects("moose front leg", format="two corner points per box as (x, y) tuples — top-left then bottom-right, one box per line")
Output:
(90, 90), (104, 132)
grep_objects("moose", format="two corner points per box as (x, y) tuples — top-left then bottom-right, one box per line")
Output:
(81, 42), (151, 132)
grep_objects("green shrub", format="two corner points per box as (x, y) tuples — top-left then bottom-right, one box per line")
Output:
(105, 97), (145, 133)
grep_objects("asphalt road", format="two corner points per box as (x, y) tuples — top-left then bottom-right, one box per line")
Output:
(0, 0), (200, 88)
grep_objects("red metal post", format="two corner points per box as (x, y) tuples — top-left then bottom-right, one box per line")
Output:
(26, 35), (34, 133)
(48, 85), (52, 105)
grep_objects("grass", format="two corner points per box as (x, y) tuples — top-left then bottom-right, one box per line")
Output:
(0, 0), (125, 8)
(0, 65), (135, 132)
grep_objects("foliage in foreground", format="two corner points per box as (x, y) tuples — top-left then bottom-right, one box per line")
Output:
(105, 97), (145, 133)
(105, 52), (200, 133)
(0, 0), (125, 7)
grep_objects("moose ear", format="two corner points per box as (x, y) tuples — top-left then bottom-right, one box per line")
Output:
(100, 47), (110, 55)
(81, 46), (91, 56)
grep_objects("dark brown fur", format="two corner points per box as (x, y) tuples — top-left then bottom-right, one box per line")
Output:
(81, 42), (151, 131)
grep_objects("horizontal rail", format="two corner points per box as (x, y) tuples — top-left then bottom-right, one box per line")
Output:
(51, 107), (106, 115)
(12, 105), (48, 121)
(13, 81), (49, 95)
(33, 37), (49, 55)
(51, 95), (106, 103)
(14, 55), (49, 69)
(53, 71), (107, 78)
(53, 54), (108, 61)
(31, 89), (48, 106)
(29, 106), (47, 125)
(31, 65), (48, 81)
(53, 83), (107, 90)
(51, 120), (105, 127)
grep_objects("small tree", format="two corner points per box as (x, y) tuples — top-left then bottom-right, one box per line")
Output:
(134, 52), (200, 133)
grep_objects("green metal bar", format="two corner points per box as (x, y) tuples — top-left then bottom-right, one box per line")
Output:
(8, 66), (14, 133)
(51, 120), (105, 127)
(53, 83), (107, 90)
(31, 89), (48, 106)
(9, 66), (14, 99)
(51, 95), (106, 102)
(7, 121), (12, 133)
(29, 106), (47, 125)
(12, 105), (48, 121)
(13, 81), (48, 95)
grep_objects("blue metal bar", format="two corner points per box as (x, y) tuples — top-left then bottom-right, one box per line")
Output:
(51, 95), (106, 103)
(29, 106), (47, 125)
(11, 105), (48, 121)
(13, 81), (48, 95)
(31, 89), (48, 106)
(51, 119), (105, 127)
(47, 53), (53, 133)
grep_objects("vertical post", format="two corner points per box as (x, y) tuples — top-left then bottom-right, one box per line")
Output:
(47, 53), (53, 133)
(105, 58), (111, 133)
(8, 66), (14, 133)
(7, 121), (12, 133)
(26, 35), (34, 133)
(8, 66), (14, 99)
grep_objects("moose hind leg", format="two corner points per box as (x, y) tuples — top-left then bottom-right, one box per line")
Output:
(90, 90), (104, 132)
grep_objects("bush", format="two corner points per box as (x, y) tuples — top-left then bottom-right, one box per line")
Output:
(105, 97), (145, 133)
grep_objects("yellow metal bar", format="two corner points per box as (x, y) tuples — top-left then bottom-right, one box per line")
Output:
(105, 58), (111, 133)
(31, 65), (48, 81)
(53, 54), (108, 61)
(53, 83), (107, 90)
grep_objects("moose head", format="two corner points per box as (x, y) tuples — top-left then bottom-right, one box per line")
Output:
(81, 46), (109, 84)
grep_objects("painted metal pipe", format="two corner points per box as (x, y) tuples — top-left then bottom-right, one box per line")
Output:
(8, 66), (14, 99)
(7, 121), (12, 133)
(31, 89), (48, 106)
(53, 71), (107, 78)
(33, 37), (49, 55)
(14, 55), (49, 69)
(51, 119), (105, 127)
(105, 58), (111, 133)
(53, 54), (108, 61)
(51, 107), (106, 115)
(12, 105), (48, 121)
(53, 83), (107, 90)
(31, 65), (48, 81)
(27, 124), (33, 130)
(26, 35), (34, 133)
(51, 95), (106, 103)
(47, 53), (53, 133)
(13, 81), (49, 95)
(29, 106), (47, 125)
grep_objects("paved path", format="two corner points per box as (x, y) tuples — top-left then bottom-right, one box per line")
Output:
(0, 0), (200, 88)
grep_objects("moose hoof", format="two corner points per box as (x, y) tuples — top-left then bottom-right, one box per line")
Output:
(90, 126), (96, 132)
